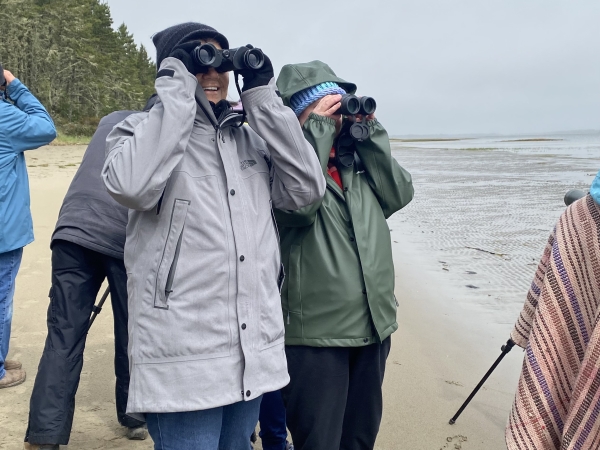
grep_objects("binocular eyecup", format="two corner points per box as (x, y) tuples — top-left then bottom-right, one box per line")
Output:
(564, 189), (586, 206)
(337, 94), (377, 116)
(192, 43), (265, 73)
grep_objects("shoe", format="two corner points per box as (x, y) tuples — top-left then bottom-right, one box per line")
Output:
(0, 369), (26, 388)
(126, 424), (148, 440)
(23, 444), (59, 449)
(5, 359), (22, 370)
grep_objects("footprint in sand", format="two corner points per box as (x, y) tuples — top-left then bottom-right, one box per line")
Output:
(440, 435), (468, 450)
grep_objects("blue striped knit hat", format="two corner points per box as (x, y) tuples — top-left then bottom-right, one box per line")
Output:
(289, 82), (346, 116)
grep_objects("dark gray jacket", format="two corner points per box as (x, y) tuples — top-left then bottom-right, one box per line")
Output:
(52, 111), (136, 258)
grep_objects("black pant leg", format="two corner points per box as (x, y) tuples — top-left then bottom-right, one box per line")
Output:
(102, 254), (144, 429)
(340, 338), (392, 450)
(282, 345), (350, 450)
(26, 240), (105, 445)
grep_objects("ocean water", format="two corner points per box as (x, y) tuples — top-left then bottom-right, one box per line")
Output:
(392, 132), (600, 159)
(388, 132), (600, 328)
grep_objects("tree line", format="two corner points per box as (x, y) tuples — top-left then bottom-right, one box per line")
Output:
(0, 0), (156, 135)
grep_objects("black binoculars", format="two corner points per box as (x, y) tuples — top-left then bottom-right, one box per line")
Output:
(192, 44), (265, 73)
(335, 94), (377, 142)
(334, 94), (377, 166)
(334, 94), (377, 141)
(337, 94), (377, 117)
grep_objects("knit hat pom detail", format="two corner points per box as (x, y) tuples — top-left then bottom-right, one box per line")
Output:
(290, 82), (347, 116)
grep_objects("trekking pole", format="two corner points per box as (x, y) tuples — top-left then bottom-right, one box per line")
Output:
(449, 338), (516, 425)
(88, 286), (110, 329)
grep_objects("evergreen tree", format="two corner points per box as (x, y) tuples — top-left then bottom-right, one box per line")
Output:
(0, 0), (156, 135)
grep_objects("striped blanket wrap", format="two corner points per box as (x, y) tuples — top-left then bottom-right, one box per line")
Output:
(506, 195), (600, 450)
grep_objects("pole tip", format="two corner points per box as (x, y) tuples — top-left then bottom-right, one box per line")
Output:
(449, 419), (456, 425)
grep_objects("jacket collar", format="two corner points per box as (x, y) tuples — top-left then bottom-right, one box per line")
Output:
(194, 85), (244, 131)
(194, 85), (218, 129)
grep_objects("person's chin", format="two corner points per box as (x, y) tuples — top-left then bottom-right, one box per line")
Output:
(206, 95), (222, 104)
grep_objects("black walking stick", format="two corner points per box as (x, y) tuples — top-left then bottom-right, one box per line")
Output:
(449, 338), (516, 425)
(88, 286), (110, 329)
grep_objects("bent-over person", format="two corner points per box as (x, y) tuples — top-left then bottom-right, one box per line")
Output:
(506, 171), (600, 450)
(23, 106), (157, 449)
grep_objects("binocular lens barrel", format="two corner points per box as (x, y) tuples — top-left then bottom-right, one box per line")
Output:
(339, 95), (361, 116)
(360, 97), (376, 115)
(337, 94), (377, 116)
(193, 44), (219, 66)
(244, 48), (265, 70)
(192, 44), (265, 72)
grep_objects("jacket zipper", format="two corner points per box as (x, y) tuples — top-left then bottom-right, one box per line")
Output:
(165, 228), (185, 300)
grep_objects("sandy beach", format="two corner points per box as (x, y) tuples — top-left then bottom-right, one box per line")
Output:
(1, 133), (598, 449)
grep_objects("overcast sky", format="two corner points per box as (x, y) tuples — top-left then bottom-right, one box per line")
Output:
(105, 0), (600, 136)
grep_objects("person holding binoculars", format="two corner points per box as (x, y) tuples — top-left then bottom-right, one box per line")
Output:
(0, 64), (56, 390)
(102, 23), (325, 449)
(273, 61), (414, 450)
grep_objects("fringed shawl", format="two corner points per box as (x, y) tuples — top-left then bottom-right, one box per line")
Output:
(506, 195), (600, 450)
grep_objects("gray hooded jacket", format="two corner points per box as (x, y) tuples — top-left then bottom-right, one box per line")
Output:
(102, 57), (326, 414)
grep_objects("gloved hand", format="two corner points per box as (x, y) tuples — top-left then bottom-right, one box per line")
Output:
(238, 46), (274, 92)
(168, 42), (206, 76)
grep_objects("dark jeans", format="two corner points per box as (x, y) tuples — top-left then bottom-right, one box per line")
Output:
(259, 390), (288, 450)
(146, 397), (262, 450)
(25, 240), (143, 445)
(282, 339), (391, 450)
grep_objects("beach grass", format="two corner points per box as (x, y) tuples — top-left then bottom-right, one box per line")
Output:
(501, 138), (563, 142)
(50, 131), (92, 146)
(390, 138), (467, 143)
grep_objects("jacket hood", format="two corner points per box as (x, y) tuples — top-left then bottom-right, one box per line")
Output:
(276, 60), (357, 107)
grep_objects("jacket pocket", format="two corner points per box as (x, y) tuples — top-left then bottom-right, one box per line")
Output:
(154, 199), (190, 309)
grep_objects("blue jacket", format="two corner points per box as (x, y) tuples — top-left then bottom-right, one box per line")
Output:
(0, 79), (57, 253)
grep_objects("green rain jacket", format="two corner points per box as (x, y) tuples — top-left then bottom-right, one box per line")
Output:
(275, 61), (414, 347)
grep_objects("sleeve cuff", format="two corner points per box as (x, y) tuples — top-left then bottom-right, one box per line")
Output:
(307, 113), (336, 126)
(6, 79), (24, 97)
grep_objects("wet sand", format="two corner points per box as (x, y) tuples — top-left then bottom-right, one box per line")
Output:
(380, 136), (597, 449)
(1, 137), (598, 449)
(0, 146), (150, 450)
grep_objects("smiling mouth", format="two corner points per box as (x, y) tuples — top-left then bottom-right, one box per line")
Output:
(204, 87), (219, 93)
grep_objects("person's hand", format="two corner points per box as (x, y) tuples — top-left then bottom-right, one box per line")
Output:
(239, 48), (274, 92)
(312, 94), (344, 136)
(4, 70), (15, 85)
(1, 70), (15, 89)
(312, 94), (342, 119)
(298, 94), (344, 133)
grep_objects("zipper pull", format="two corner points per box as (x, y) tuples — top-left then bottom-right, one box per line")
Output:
(287, 311), (290, 325)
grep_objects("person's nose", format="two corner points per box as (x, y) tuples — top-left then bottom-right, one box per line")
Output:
(204, 67), (219, 79)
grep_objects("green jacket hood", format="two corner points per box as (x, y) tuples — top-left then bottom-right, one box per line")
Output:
(276, 60), (357, 107)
